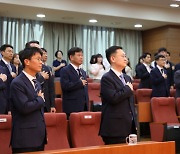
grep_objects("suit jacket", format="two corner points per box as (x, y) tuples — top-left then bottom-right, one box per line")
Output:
(174, 70), (180, 98)
(166, 61), (174, 88)
(99, 70), (137, 138)
(175, 63), (180, 72)
(60, 64), (89, 114)
(136, 64), (152, 89)
(10, 72), (47, 148)
(37, 64), (55, 112)
(0, 66), (8, 114)
(0, 60), (16, 111)
(150, 67), (169, 97)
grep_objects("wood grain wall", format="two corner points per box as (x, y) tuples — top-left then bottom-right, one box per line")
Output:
(142, 26), (180, 64)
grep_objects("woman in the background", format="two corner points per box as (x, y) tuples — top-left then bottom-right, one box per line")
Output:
(88, 54), (96, 78)
(11, 53), (21, 75)
(125, 58), (133, 80)
(89, 54), (106, 82)
(52, 50), (67, 78)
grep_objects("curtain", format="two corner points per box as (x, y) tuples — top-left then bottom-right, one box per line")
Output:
(0, 17), (142, 73)
(0, 17), (44, 52)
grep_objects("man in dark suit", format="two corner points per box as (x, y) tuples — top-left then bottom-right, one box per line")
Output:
(174, 70), (180, 98)
(175, 63), (180, 72)
(0, 44), (16, 113)
(37, 48), (56, 112)
(10, 47), (47, 153)
(60, 47), (89, 119)
(99, 46), (137, 145)
(136, 53), (152, 89)
(150, 54), (170, 97)
(0, 66), (8, 114)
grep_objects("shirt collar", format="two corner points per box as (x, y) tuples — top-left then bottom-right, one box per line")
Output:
(143, 63), (150, 67)
(70, 63), (80, 70)
(111, 67), (123, 78)
(1, 58), (9, 65)
(156, 65), (163, 71)
(22, 70), (36, 81)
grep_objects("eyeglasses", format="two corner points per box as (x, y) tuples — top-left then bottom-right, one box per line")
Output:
(31, 58), (42, 62)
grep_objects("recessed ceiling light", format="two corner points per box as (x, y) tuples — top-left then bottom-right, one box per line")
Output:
(89, 19), (97, 23)
(36, 14), (45, 18)
(173, 0), (180, 1)
(170, 4), (179, 7)
(134, 24), (142, 28)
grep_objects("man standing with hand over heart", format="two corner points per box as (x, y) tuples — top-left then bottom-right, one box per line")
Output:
(60, 47), (89, 119)
(10, 47), (47, 153)
(99, 46), (137, 145)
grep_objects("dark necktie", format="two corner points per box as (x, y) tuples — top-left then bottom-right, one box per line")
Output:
(32, 79), (39, 93)
(77, 68), (82, 77)
(161, 69), (164, 74)
(119, 74), (126, 86)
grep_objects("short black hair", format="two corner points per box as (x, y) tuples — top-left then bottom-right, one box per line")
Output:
(68, 47), (83, 60)
(167, 51), (170, 56)
(0, 44), (13, 51)
(19, 47), (42, 68)
(155, 54), (165, 61)
(105, 46), (123, 64)
(41, 48), (47, 53)
(55, 50), (63, 58)
(142, 52), (151, 59)
(25, 40), (39, 48)
(158, 47), (167, 53)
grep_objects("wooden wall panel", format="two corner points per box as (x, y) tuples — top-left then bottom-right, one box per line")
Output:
(142, 26), (180, 64)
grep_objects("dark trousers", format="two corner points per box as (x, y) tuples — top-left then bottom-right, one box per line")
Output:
(12, 144), (44, 153)
(102, 120), (137, 145)
(66, 103), (88, 119)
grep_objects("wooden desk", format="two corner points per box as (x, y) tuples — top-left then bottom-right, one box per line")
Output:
(26, 141), (175, 154)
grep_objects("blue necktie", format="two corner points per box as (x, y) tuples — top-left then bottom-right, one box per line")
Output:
(32, 79), (44, 115)
(32, 79), (39, 93)
(6, 63), (12, 73)
(119, 74), (126, 86)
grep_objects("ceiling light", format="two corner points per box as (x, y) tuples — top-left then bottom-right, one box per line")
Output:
(134, 24), (142, 28)
(36, 14), (45, 18)
(173, 0), (180, 1)
(170, 4), (179, 7)
(89, 19), (97, 23)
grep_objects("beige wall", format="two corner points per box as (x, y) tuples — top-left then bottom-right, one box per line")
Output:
(142, 26), (180, 64)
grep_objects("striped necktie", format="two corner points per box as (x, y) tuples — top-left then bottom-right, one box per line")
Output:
(32, 79), (39, 93)
(6, 63), (12, 73)
(119, 74), (126, 86)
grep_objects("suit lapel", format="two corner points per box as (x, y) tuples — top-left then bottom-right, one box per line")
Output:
(109, 70), (124, 87)
(69, 64), (79, 77)
(20, 73), (37, 96)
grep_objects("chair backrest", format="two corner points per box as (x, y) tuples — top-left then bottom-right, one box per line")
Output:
(132, 82), (139, 91)
(170, 89), (176, 97)
(69, 112), (104, 148)
(55, 98), (63, 113)
(132, 79), (141, 83)
(54, 80), (62, 97)
(176, 98), (180, 116)
(136, 89), (152, 103)
(0, 114), (12, 154)
(151, 97), (179, 123)
(44, 113), (70, 150)
(88, 83), (101, 102)
(87, 78), (93, 83)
